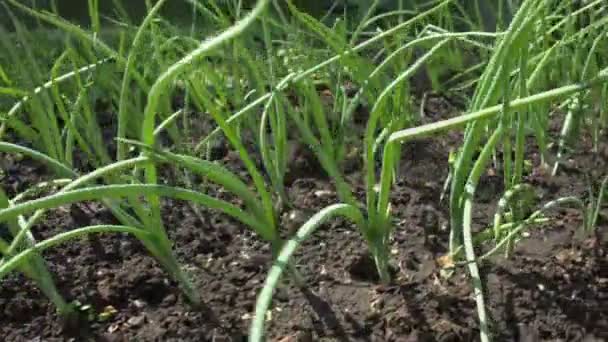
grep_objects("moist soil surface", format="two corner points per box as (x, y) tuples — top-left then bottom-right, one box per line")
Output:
(1, 95), (607, 341)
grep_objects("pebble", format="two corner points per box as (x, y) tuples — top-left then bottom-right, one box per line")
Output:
(133, 299), (146, 309)
(127, 315), (146, 327)
(107, 324), (120, 333)
(162, 294), (176, 306)
(313, 189), (333, 198)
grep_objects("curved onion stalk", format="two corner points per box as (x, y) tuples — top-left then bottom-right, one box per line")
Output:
(384, 67), (608, 158)
(116, 0), (168, 161)
(249, 204), (365, 342)
(0, 185), (265, 237)
(385, 69), (608, 147)
(461, 127), (505, 342)
(140, 0), (271, 148)
(362, 10), (418, 29)
(263, 33), (472, 285)
(12, 179), (73, 203)
(259, 16), (288, 207)
(1, 151), (261, 247)
(139, 0), (273, 259)
(153, 109), (184, 137)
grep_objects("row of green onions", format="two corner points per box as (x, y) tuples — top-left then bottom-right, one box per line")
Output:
(0, 0), (606, 341)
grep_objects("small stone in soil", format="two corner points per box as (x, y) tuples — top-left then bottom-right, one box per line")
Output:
(161, 294), (176, 306)
(127, 315), (146, 327)
(101, 332), (124, 342)
(97, 278), (114, 302)
(313, 189), (333, 198)
(107, 324), (120, 333)
(132, 299), (146, 309)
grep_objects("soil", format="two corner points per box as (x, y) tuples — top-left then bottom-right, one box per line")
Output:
(1, 95), (607, 342)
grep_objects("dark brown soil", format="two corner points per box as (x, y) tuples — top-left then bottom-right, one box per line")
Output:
(1, 96), (607, 341)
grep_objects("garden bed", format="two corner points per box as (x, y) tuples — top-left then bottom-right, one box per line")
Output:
(1, 96), (606, 341)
